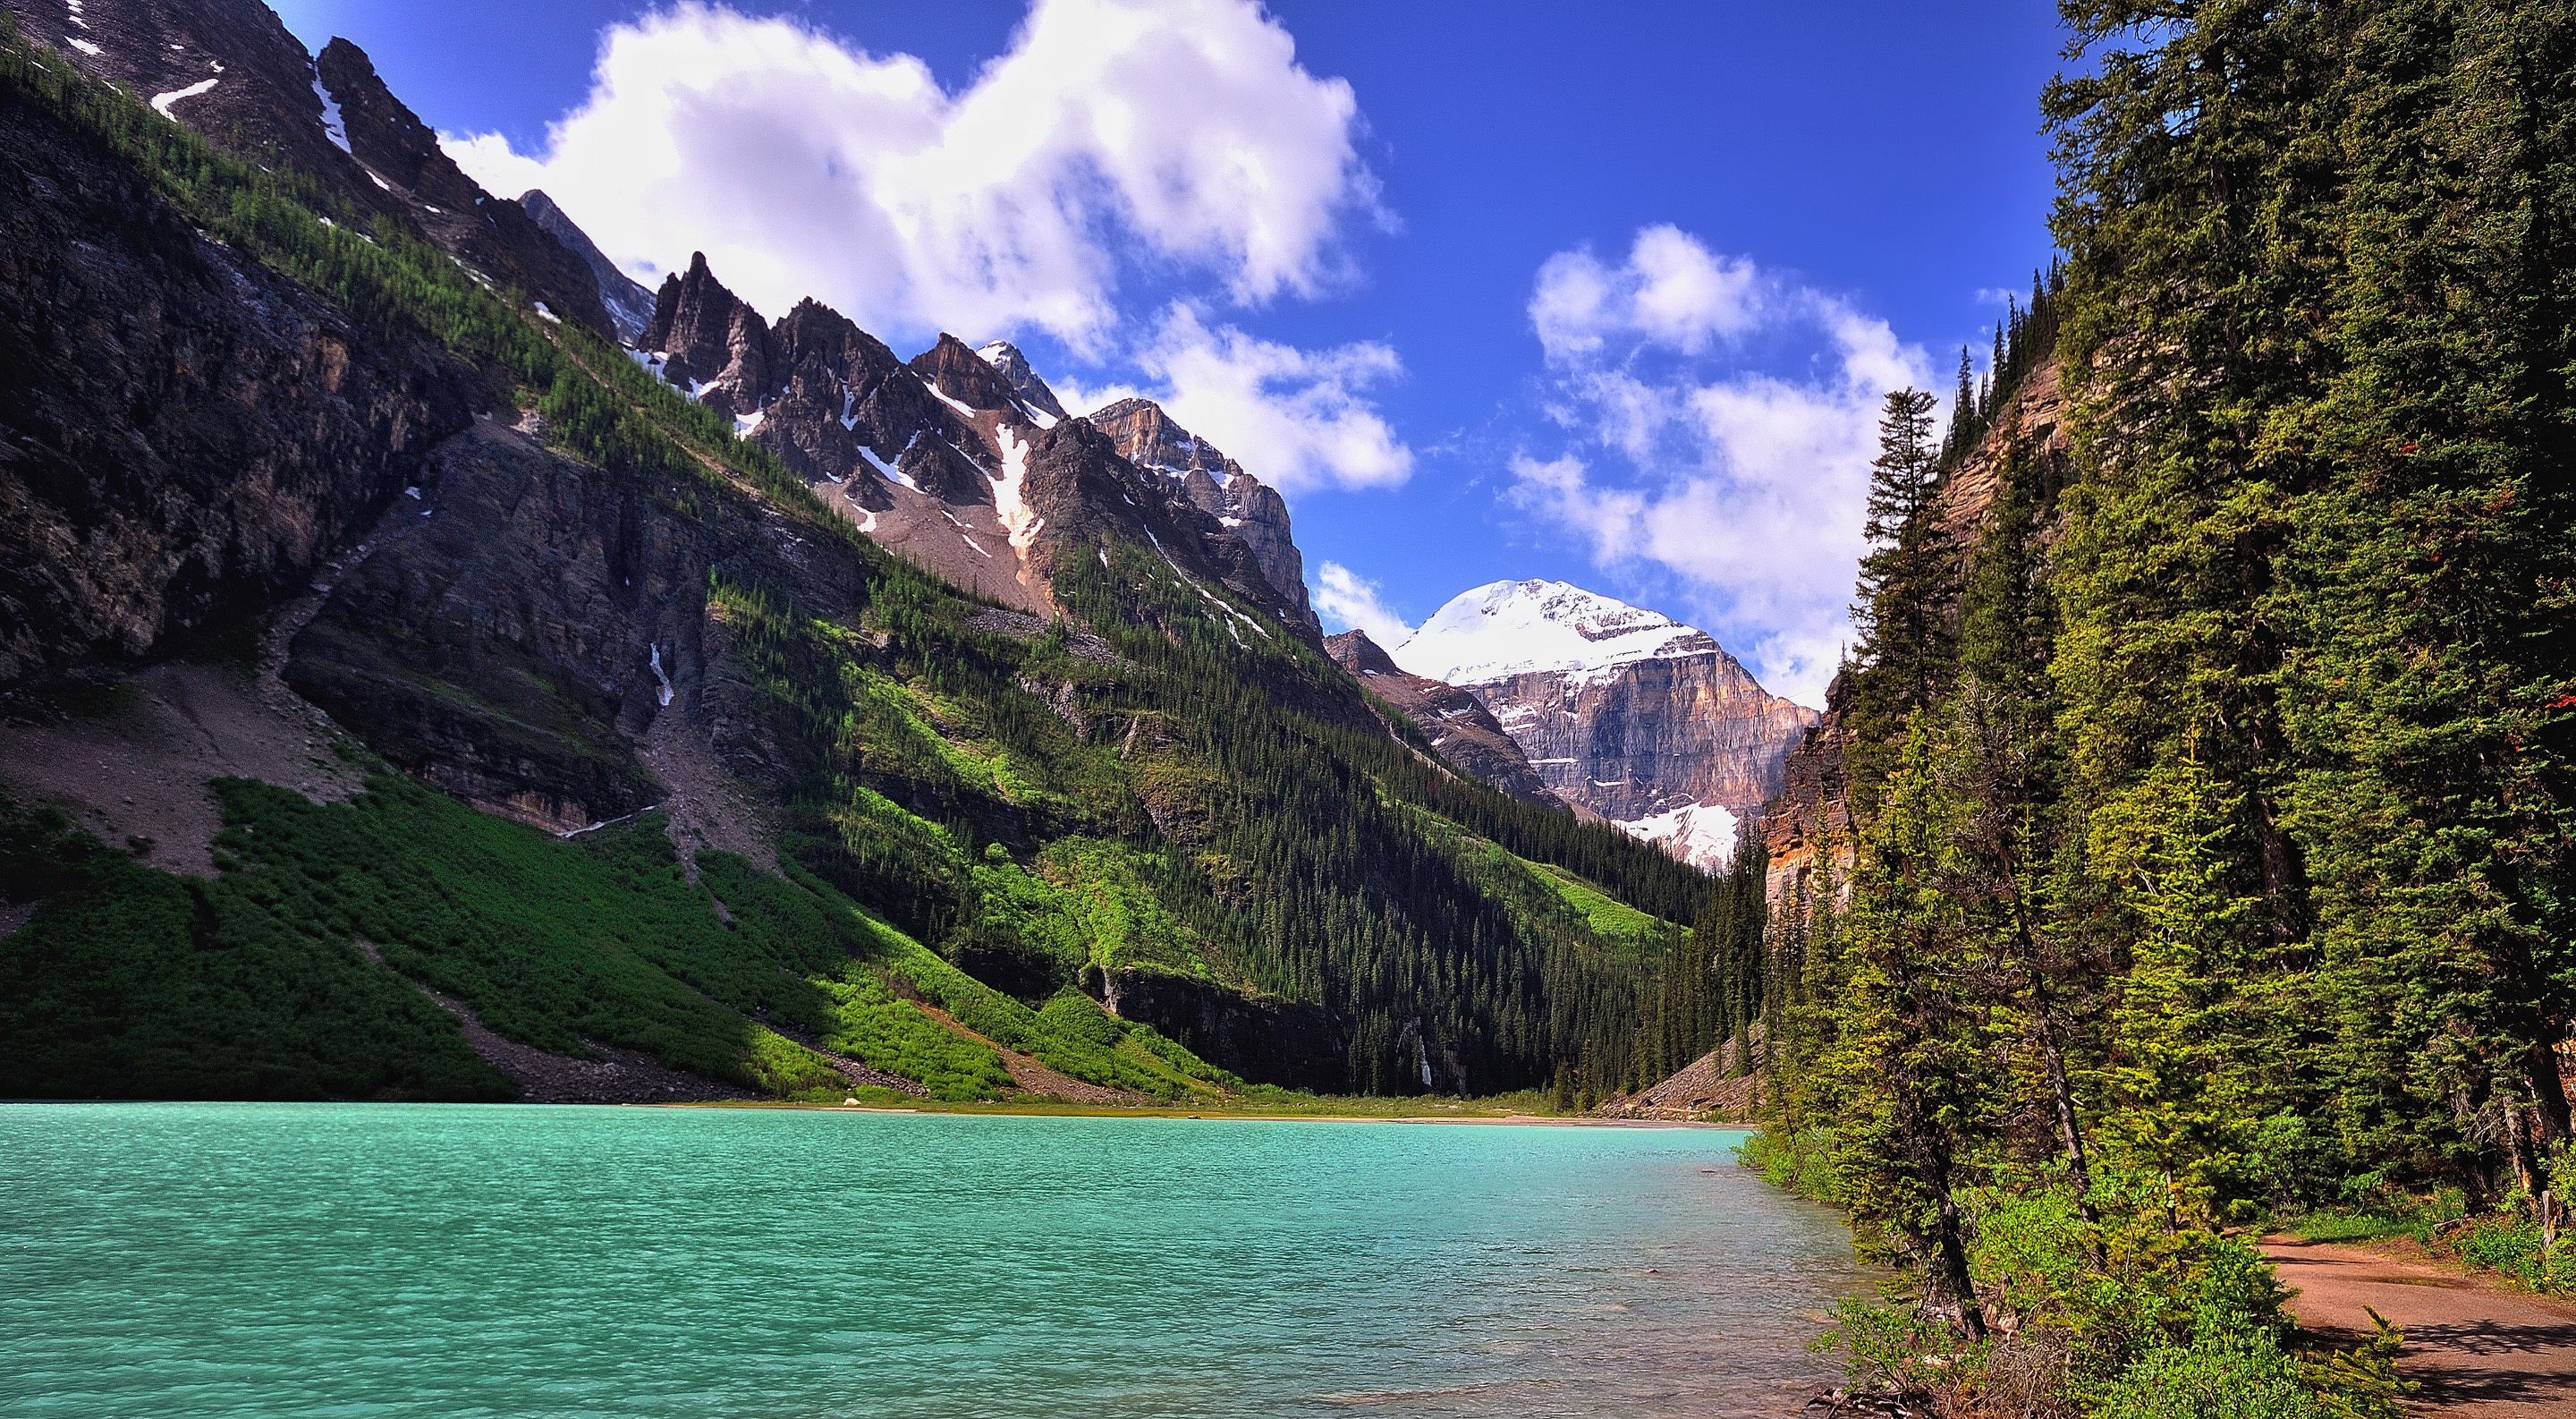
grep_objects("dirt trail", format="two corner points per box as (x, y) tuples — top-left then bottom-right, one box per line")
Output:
(2266, 1237), (2576, 1415)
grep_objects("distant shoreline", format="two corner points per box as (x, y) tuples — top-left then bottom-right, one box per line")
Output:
(708, 1100), (1755, 1128)
(0, 1100), (1753, 1127)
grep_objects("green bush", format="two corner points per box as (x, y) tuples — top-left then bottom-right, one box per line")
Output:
(2452, 1215), (2570, 1290)
(1740, 1127), (1842, 1202)
(2096, 1326), (2320, 1419)
(0, 803), (509, 1100)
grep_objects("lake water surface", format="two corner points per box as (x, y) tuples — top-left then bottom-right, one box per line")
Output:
(1, 1103), (1872, 1417)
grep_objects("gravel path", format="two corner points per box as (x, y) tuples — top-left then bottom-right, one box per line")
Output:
(2266, 1237), (2576, 1415)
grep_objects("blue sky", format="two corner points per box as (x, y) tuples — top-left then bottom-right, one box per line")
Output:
(272, 0), (2066, 704)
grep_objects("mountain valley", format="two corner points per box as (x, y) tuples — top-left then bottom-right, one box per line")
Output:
(0, 0), (1717, 1108)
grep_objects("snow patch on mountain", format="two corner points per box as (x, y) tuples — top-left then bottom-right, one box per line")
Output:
(994, 425), (1043, 554)
(150, 78), (220, 118)
(1612, 802), (1739, 871)
(312, 72), (351, 153)
(1391, 580), (1709, 687)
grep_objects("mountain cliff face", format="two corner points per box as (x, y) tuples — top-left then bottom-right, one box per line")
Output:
(1088, 398), (1317, 630)
(0, 72), (480, 685)
(0, 8), (1702, 1106)
(0, 0), (615, 341)
(1393, 581), (1818, 870)
(520, 189), (654, 344)
(1324, 631), (1560, 807)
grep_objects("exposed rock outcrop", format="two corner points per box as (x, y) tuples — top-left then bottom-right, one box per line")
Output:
(284, 417), (867, 834)
(519, 189), (654, 344)
(0, 80), (479, 686)
(1761, 670), (1855, 913)
(1100, 966), (1343, 1092)
(640, 252), (775, 421)
(1394, 581), (1817, 870)
(1325, 631), (1562, 806)
(1089, 397), (1317, 629)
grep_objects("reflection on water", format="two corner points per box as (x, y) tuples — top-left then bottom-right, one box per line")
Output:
(1, 1104), (1875, 1417)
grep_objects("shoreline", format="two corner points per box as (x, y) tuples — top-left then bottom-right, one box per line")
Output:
(0, 1098), (1752, 1128)
(717, 1100), (1754, 1128)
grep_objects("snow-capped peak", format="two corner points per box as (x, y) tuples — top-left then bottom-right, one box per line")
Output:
(974, 340), (1066, 421)
(1389, 580), (1713, 686)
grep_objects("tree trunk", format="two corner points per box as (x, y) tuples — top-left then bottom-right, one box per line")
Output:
(2009, 898), (2106, 1260)
(2505, 1089), (2543, 1200)
(1930, 1179), (1988, 1343)
(2527, 1037), (2572, 1146)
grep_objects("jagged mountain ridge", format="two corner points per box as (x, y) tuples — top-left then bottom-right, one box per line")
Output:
(1087, 398), (1317, 630)
(0, 0), (617, 339)
(521, 188), (654, 344)
(0, 7), (1707, 1105)
(627, 252), (1324, 642)
(1394, 580), (1818, 871)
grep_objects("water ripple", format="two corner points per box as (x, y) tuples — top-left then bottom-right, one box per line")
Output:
(0, 1104), (1875, 1418)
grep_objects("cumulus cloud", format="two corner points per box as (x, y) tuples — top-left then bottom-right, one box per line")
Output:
(1310, 561), (1416, 645)
(1056, 303), (1412, 495)
(1511, 226), (1933, 706)
(444, 0), (1378, 349)
(1531, 224), (1763, 361)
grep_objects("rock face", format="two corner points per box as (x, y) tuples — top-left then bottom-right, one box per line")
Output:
(1760, 671), (1856, 915)
(519, 190), (654, 344)
(284, 417), (863, 834)
(1325, 632), (1561, 806)
(1, 0), (617, 342)
(312, 38), (616, 339)
(0, 81), (479, 685)
(1759, 356), (2072, 917)
(1100, 967), (1343, 1093)
(1088, 397), (1317, 630)
(626, 255), (1328, 642)
(1392, 581), (1818, 871)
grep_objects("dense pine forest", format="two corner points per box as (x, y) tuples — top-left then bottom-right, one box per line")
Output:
(1749, 2), (2576, 1413)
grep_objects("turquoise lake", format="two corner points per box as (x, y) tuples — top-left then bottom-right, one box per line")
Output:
(1, 1104), (1874, 1417)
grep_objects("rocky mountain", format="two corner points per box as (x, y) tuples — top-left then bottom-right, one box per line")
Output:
(520, 189), (654, 344)
(0, 5), (1707, 1106)
(1392, 581), (1818, 871)
(1324, 631), (1560, 807)
(1088, 398), (1317, 631)
(627, 254), (1324, 643)
(0, 0), (616, 341)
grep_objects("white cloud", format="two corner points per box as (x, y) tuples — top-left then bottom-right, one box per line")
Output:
(1531, 223), (1762, 361)
(1511, 226), (1934, 707)
(444, 0), (1377, 350)
(1057, 303), (1412, 495)
(1311, 561), (1415, 645)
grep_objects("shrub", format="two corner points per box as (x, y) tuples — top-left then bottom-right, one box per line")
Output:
(2095, 1326), (2319, 1419)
